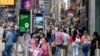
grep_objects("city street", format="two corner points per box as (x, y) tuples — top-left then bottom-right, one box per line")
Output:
(0, 0), (99, 56)
(0, 39), (86, 56)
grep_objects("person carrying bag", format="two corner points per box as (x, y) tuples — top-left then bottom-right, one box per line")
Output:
(95, 40), (100, 56)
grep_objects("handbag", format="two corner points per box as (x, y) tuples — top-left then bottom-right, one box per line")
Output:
(95, 48), (100, 56)
(0, 42), (5, 51)
(95, 40), (100, 56)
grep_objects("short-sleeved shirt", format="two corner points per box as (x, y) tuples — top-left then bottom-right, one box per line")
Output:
(6, 31), (14, 45)
(62, 33), (70, 45)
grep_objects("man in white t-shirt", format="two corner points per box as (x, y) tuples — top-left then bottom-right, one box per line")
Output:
(62, 29), (70, 56)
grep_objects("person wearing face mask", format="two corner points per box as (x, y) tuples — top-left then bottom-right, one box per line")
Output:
(22, 28), (31, 56)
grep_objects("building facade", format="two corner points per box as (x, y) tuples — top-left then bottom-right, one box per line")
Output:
(51, 0), (64, 22)
(89, 0), (100, 36)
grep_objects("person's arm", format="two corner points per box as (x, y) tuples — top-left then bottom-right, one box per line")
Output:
(81, 36), (84, 43)
(96, 40), (99, 48)
(88, 36), (91, 44)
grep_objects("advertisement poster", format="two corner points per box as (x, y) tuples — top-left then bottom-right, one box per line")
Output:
(19, 14), (30, 32)
(21, 0), (32, 10)
(35, 17), (43, 29)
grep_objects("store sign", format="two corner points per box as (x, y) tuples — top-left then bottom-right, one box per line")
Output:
(21, 0), (32, 10)
(19, 14), (30, 32)
(0, 0), (14, 5)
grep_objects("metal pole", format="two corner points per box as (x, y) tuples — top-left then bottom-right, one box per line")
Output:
(30, 0), (33, 33)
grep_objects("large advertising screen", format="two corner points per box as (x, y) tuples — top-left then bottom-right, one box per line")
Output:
(0, 0), (14, 5)
(35, 17), (43, 29)
(19, 13), (30, 32)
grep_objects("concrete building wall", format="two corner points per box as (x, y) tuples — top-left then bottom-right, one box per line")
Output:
(89, 0), (95, 36)
(51, 0), (64, 22)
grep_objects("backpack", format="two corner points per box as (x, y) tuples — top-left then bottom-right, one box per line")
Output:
(55, 32), (64, 45)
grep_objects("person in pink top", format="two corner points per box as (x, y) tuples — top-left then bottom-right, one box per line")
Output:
(81, 31), (91, 56)
(29, 34), (37, 56)
(41, 37), (51, 56)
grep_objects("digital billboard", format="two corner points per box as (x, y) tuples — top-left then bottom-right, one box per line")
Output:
(35, 17), (43, 29)
(0, 0), (14, 5)
(19, 12), (30, 32)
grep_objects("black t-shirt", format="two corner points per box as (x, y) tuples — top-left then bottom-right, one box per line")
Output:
(91, 37), (100, 48)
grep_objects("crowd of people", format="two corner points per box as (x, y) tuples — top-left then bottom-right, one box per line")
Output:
(1, 20), (100, 56)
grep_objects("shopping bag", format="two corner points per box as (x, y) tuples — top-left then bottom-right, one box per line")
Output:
(0, 43), (5, 51)
(33, 49), (40, 56)
(95, 49), (100, 56)
(17, 44), (22, 52)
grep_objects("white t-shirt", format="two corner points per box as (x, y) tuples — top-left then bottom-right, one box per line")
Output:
(63, 32), (70, 45)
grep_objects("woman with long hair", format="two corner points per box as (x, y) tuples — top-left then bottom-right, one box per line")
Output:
(90, 32), (100, 56)
(71, 29), (80, 56)
(81, 31), (91, 56)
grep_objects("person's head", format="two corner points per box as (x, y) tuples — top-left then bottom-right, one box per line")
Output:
(7, 25), (11, 31)
(4, 27), (7, 31)
(63, 29), (67, 33)
(84, 31), (88, 35)
(32, 34), (37, 38)
(11, 26), (15, 31)
(58, 27), (63, 32)
(26, 28), (30, 33)
(42, 37), (48, 43)
(93, 32), (100, 38)
(40, 33), (45, 38)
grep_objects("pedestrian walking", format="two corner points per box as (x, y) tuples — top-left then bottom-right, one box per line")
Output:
(2, 27), (7, 56)
(29, 34), (38, 56)
(41, 37), (52, 56)
(4, 25), (15, 56)
(81, 31), (91, 56)
(55, 27), (64, 56)
(22, 28), (31, 56)
(62, 29), (70, 56)
(90, 32), (100, 56)
(11, 26), (19, 56)
(70, 29), (81, 56)
(2, 27), (7, 43)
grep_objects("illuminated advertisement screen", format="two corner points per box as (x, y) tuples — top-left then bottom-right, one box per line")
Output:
(0, 0), (14, 5)
(35, 17), (43, 29)
(19, 11), (30, 32)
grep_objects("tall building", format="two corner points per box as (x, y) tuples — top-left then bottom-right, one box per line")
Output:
(32, 0), (39, 9)
(89, 0), (100, 35)
(44, 0), (52, 19)
(51, 0), (64, 22)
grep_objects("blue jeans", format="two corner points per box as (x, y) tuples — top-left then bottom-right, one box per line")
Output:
(72, 42), (79, 56)
(55, 45), (63, 56)
(4, 45), (13, 56)
(82, 43), (90, 56)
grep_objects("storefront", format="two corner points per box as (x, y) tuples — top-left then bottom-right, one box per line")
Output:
(95, 0), (100, 34)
